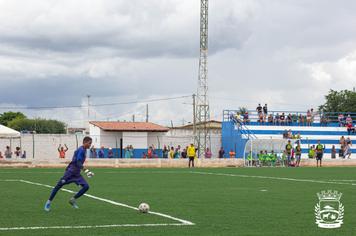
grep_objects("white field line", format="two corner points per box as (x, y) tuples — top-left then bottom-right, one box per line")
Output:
(0, 223), (188, 231)
(190, 171), (356, 186)
(0, 179), (194, 231)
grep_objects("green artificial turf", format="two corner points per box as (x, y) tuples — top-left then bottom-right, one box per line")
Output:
(1, 167), (356, 236)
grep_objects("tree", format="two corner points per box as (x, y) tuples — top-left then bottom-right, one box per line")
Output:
(8, 118), (66, 134)
(319, 89), (356, 113)
(238, 107), (248, 114)
(0, 111), (26, 126)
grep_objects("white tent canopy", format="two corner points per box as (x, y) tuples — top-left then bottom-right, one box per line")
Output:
(0, 124), (20, 138)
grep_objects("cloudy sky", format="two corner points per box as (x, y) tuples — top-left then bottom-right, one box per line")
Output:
(0, 0), (355, 127)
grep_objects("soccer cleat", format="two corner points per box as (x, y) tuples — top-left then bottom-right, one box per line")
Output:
(69, 197), (79, 209)
(44, 200), (51, 212)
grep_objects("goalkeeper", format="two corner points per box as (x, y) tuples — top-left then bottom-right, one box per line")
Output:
(44, 136), (94, 211)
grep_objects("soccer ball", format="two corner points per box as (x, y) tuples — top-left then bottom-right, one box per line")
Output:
(138, 203), (150, 213)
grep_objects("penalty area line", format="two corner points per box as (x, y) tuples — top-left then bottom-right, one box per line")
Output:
(190, 171), (356, 186)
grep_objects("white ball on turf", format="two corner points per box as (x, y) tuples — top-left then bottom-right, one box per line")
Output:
(138, 203), (150, 213)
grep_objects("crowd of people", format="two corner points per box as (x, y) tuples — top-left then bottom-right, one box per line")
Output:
(233, 104), (356, 129)
(0, 146), (26, 159)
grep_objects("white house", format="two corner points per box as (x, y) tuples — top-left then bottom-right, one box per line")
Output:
(89, 121), (169, 151)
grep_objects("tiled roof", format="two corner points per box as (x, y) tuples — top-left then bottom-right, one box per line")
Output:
(89, 121), (169, 132)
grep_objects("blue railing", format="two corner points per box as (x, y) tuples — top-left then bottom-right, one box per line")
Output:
(223, 110), (356, 127)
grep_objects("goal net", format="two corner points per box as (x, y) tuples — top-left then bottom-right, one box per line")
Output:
(243, 138), (298, 167)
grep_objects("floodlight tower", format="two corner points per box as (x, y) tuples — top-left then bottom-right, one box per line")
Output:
(195, 0), (210, 158)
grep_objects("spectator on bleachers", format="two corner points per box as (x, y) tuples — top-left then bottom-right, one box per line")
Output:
(204, 148), (212, 158)
(338, 114), (345, 126)
(263, 104), (268, 121)
(339, 136), (345, 146)
(218, 147), (225, 158)
(287, 129), (293, 139)
(279, 113), (285, 125)
(258, 112), (264, 124)
(346, 114), (352, 125)
(287, 113), (292, 125)
(306, 110), (312, 126)
(267, 114), (273, 124)
(282, 129), (288, 139)
(311, 108), (315, 123)
(298, 114), (305, 126)
(243, 112), (250, 124)
(256, 104), (262, 116)
(346, 122), (354, 135)
(331, 145), (336, 159)
(275, 113), (280, 125)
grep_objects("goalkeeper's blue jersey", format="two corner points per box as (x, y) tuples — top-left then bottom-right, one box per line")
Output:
(65, 146), (86, 175)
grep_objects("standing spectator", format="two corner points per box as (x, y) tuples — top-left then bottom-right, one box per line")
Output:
(187, 143), (196, 168)
(90, 146), (97, 158)
(175, 145), (181, 158)
(162, 145), (168, 158)
(169, 146), (175, 159)
(229, 149), (236, 158)
(98, 146), (105, 158)
(267, 114), (273, 124)
(147, 146), (153, 158)
(0, 151), (3, 159)
(263, 104), (268, 121)
(124, 145), (131, 158)
(256, 104), (262, 117)
(285, 140), (293, 166)
(347, 122), (353, 135)
(218, 147), (225, 158)
(344, 143), (352, 159)
(181, 148), (187, 159)
(108, 148), (114, 158)
(295, 142), (302, 167)
(58, 144), (68, 159)
(331, 145), (336, 159)
(315, 140), (325, 167)
(204, 148), (212, 158)
(129, 145), (134, 158)
(5, 146), (12, 159)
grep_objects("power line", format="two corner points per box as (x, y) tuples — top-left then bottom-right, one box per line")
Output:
(0, 95), (191, 110)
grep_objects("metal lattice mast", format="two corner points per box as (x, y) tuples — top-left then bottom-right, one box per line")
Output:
(195, 0), (210, 158)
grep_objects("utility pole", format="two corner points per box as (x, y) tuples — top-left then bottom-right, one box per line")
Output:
(132, 114), (135, 122)
(195, 0), (210, 158)
(86, 95), (91, 120)
(146, 104), (149, 122)
(193, 94), (196, 140)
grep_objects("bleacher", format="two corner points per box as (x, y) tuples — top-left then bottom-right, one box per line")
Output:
(222, 110), (355, 158)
